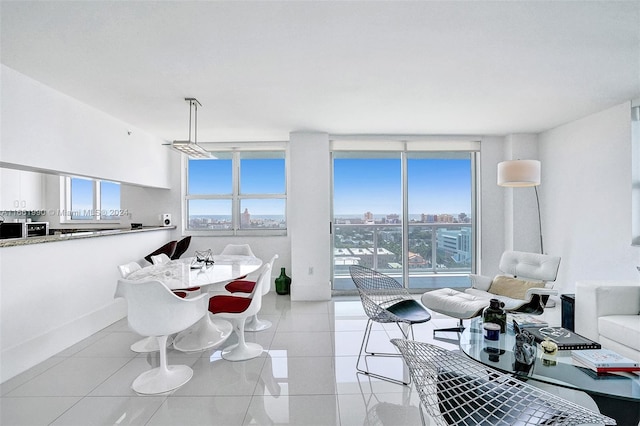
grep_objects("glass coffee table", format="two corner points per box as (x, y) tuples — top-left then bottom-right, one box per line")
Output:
(460, 318), (640, 426)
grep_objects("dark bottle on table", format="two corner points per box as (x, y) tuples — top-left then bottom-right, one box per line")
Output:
(483, 298), (507, 333)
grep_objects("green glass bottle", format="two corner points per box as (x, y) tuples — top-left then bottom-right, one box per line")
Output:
(483, 298), (507, 333)
(275, 267), (291, 295)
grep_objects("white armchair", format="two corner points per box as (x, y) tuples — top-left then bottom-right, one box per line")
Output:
(114, 279), (209, 394)
(575, 280), (640, 363)
(465, 250), (561, 314)
(422, 251), (561, 337)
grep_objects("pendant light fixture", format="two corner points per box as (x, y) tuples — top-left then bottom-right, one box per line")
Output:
(171, 97), (211, 158)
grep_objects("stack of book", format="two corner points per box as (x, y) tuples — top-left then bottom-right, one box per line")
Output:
(572, 349), (640, 374)
(507, 313), (548, 329)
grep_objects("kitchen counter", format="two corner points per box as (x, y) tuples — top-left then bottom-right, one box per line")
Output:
(0, 226), (175, 248)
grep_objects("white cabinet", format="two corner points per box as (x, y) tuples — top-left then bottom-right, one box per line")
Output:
(0, 168), (44, 211)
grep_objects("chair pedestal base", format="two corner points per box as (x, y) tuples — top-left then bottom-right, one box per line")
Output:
(244, 316), (272, 332)
(130, 336), (172, 353)
(222, 342), (263, 361)
(173, 314), (232, 352)
(132, 364), (193, 395)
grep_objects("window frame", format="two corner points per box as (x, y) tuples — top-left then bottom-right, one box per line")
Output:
(330, 138), (480, 291)
(184, 147), (288, 236)
(60, 176), (123, 224)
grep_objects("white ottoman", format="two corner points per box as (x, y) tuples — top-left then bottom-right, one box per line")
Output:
(421, 288), (489, 336)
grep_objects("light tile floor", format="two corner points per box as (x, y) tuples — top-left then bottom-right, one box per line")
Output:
(0, 294), (561, 426)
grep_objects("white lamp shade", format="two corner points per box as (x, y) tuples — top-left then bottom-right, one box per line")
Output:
(497, 160), (541, 187)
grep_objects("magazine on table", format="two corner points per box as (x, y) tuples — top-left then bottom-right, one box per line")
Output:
(507, 313), (548, 329)
(526, 326), (601, 350)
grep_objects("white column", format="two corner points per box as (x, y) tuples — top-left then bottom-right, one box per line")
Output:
(288, 131), (331, 301)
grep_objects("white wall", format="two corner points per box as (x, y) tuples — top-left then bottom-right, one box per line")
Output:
(540, 101), (640, 293)
(477, 136), (508, 277)
(502, 134), (543, 254)
(121, 169), (179, 228)
(0, 229), (175, 382)
(0, 65), (171, 189)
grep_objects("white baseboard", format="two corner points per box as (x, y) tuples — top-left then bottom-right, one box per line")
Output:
(1, 301), (126, 383)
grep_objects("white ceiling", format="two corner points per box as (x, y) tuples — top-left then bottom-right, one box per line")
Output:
(1, 1), (639, 142)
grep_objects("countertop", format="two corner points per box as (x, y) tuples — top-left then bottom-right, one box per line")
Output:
(0, 226), (176, 248)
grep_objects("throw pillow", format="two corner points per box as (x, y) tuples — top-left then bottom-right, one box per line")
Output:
(488, 275), (544, 300)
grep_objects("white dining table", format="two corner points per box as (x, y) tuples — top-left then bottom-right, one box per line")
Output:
(127, 254), (263, 352)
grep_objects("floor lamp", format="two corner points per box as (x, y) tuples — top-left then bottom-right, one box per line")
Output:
(497, 159), (553, 307)
(497, 159), (544, 254)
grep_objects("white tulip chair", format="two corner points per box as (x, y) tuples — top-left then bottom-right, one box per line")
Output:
(114, 278), (208, 394)
(208, 263), (272, 361)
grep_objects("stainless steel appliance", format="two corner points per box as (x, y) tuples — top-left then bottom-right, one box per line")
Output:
(0, 221), (48, 239)
(0, 222), (24, 239)
(25, 222), (48, 237)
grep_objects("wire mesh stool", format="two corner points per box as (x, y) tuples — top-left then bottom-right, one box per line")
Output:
(391, 338), (617, 426)
(349, 265), (431, 385)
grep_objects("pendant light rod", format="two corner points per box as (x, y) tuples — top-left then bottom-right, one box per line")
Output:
(171, 97), (210, 158)
(185, 97), (202, 143)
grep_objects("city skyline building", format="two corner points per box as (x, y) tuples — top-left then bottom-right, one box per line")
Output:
(241, 208), (251, 227)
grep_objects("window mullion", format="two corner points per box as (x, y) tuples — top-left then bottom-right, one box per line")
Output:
(401, 149), (409, 288)
(64, 177), (71, 221)
(95, 180), (101, 220)
(233, 151), (240, 233)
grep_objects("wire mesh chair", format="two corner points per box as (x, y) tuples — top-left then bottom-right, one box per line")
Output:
(391, 338), (617, 426)
(349, 265), (431, 385)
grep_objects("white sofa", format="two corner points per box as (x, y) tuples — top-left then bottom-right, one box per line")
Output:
(575, 280), (640, 363)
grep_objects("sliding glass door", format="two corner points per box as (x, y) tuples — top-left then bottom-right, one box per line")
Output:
(332, 149), (476, 291)
(406, 152), (473, 289)
(333, 152), (403, 290)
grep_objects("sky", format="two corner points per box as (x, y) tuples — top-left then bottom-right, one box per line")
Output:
(333, 157), (471, 216)
(187, 156), (471, 217)
(71, 178), (120, 218)
(188, 158), (286, 216)
(188, 158), (285, 195)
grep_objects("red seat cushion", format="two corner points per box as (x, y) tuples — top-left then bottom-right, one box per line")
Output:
(225, 280), (256, 294)
(173, 291), (188, 298)
(209, 295), (252, 314)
